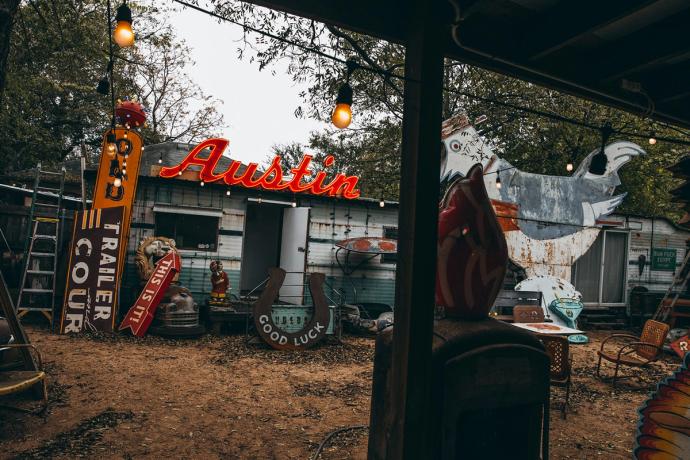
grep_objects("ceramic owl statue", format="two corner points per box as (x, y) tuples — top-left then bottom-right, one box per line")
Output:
(436, 164), (508, 319)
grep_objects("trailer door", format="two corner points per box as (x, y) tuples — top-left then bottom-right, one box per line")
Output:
(279, 207), (310, 304)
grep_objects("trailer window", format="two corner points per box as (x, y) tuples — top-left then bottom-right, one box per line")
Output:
(155, 212), (218, 251)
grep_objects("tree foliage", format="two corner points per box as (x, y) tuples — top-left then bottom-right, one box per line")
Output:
(0, 0), (223, 173)
(209, 0), (689, 219)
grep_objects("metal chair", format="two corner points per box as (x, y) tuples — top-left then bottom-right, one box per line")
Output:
(596, 319), (670, 387)
(513, 305), (544, 323)
(539, 334), (571, 418)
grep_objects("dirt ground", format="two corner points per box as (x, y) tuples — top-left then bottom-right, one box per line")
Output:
(0, 326), (683, 459)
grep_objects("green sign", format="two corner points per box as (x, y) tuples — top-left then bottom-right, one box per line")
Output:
(651, 248), (677, 271)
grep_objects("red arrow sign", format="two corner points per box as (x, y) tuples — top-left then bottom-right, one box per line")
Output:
(671, 334), (690, 358)
(119, 251), (180, 337)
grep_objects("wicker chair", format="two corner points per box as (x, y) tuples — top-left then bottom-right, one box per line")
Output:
(596, 319), (670, 387)
(540, 334), (571, 418)
(513, 305), (544, 323)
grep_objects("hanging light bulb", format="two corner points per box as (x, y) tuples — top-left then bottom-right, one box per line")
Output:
(200, 181), (205, 187)
(589, 123), (613, 175)
(226, 189), (231, 196)
(379, 198), (385, 208)
(113, 2), (135, 48)
(96, 76), (110, 95)
(178, 171), (182, 176)
(122, 168), (127, 175)
(495, 175), (502, 189)
(113, 178), (122, 188)
(158, 155), (162, 164)
(123, 131), (128, 139)
(331, 59), (358, 129)
(648, 131), (657, 145)
(258, 195), (263, 204)
(566, 161), (574, 172)
(291, 200), (297, 208)
(332, 83), (352, 129)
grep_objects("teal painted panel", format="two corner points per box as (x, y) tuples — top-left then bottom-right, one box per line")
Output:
(270, 305), (335, 334)
(320, 276), (396, 306)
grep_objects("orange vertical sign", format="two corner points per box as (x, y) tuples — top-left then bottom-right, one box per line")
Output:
(92, 128), (144, 315)
(93, 128), (143, 235)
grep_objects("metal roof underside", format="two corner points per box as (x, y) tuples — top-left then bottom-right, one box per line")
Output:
(244, 0), (690, 128)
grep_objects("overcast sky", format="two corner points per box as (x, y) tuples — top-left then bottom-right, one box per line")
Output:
(168, 4), (324, 165)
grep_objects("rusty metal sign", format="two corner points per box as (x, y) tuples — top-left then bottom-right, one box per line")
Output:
(60, 207), (125, 333)
(253, 268), (330, 350)
(119, 251), (180, 337)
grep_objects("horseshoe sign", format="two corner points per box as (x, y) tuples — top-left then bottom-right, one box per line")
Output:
(253, 268), (331, 350)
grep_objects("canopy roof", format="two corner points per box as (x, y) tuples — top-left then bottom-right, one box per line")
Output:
(247, 0), (690, 128)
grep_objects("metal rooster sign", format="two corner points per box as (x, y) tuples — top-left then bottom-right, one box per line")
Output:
(441, 113), (644, 330)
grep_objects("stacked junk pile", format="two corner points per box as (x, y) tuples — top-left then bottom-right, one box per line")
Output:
(659, 157), (690, 340)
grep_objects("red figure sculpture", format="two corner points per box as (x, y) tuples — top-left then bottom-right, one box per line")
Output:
(436, 164), (508, 319)
(210, 260), (230, 299)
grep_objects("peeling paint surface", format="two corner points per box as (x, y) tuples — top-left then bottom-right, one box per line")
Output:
(441, 112), (644, 278)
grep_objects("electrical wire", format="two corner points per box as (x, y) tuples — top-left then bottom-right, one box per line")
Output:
(310, 425), (368, 460)
(171, 0), (690, 147)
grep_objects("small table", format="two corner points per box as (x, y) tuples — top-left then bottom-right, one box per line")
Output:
(511, 322), (583, 335)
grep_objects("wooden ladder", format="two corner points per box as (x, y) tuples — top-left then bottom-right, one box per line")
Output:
(16, 163), (65, 327)
(653, 249), (690, 328)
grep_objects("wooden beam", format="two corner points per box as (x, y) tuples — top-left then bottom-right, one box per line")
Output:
(241, 0), (406, 44)
(534, 8), (690, 84)
(386, 0), (443, 458)
(522, 0), (662, 61)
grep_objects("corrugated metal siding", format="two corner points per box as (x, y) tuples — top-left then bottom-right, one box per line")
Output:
(302, 197), (398, 305)
(118, 182), (398, 312)
(121, 182), (247, 312)
(626, 216), (690, 293)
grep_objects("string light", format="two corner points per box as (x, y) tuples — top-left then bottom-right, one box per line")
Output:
(113, 2), (135, 48)
(113, 178), (122, 187)
(96, 76), (110, 95)
(226, 189), (231, 196)
(291, 194), (297, 207)
(173, 0), (690, 148)
(566, 161), (573, 172)
(106, 132), (117, 158)
(200, 180), (205, 187)
(379, 197), (385, 208)
(649, 132), (657, 145)
(495, 175), (502, 189)
(158, 154), (163, 164)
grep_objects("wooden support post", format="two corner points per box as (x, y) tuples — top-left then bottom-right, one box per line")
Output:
(386, 1), (444, 458)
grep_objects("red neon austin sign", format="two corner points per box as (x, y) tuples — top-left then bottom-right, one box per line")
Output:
(159, 138), (361, 199)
